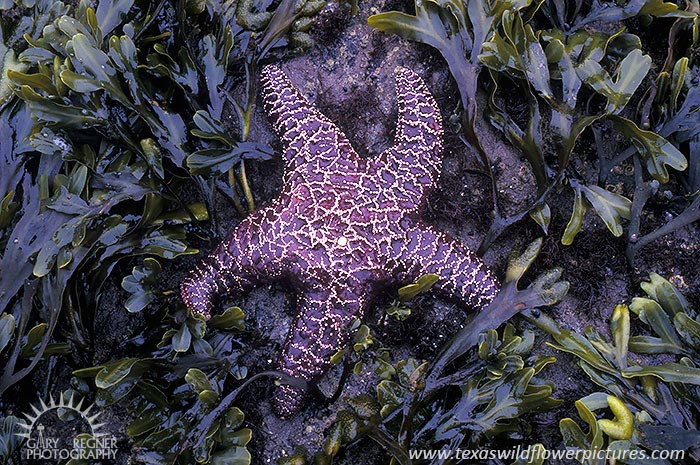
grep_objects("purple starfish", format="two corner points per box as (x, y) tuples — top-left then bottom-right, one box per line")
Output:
(181, 64), (499, 418)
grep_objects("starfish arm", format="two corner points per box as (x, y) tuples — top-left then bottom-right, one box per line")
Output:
(273, 286), (367, 418)
(391, 222), (500, 309)
(260, 65), (359, 170)
(374, 67), (444, 210)
(180, 209), (281, 319)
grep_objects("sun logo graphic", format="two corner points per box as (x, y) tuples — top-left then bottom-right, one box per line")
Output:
(15, 392), (118, 462)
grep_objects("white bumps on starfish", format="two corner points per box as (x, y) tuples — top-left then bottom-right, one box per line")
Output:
(181, 65), (499, 418)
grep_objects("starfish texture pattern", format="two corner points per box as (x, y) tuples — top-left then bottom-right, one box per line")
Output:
(181, 64), (500, 418)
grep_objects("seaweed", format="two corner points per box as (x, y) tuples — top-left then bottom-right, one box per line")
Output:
(0, 415), (22, 462)
(522, 273), (700, 463)
(281, 268), (699, 464)
(624, 7), (700, 262)
(72, 306), (256, 464)
(0, 0), (326, 462)
(369, 0), (698, 257)
(279, 240), (569, 465)
(1, 0), (698, 463)
(285, 323), (559, 465)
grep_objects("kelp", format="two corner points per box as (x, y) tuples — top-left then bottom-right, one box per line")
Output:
(1, 0), (698, 464)
(283, 272), (699, 465)
(522, 273), (700, 463)
(0, 0), (326, 462)
(0, 415), (22, 460)
(0, 101), (200, 395)
(279, 240), (569, 465)
(369, 0), (698, 258)
(285, 324), (559, 465)
(73, 305), (255, 464)
(623, 6), (700, 261)
(369, 0), (518, 249)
